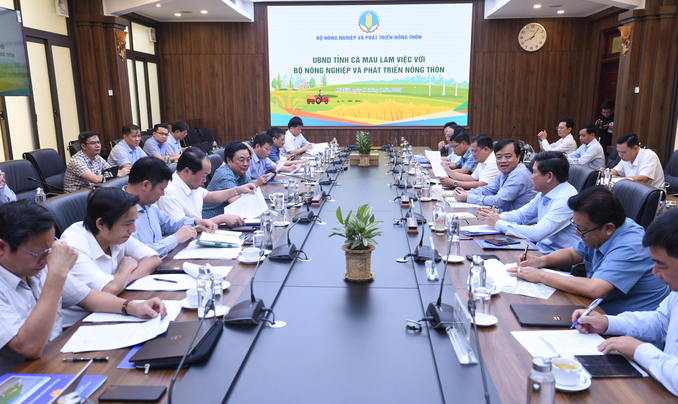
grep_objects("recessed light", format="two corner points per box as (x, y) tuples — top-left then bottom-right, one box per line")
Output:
(201, 10), (208, 14)
(156, 4), (161, 7)
(174, 13), (181, 17)
(533, 4), (541, 8)
(557, 10), (565, 14)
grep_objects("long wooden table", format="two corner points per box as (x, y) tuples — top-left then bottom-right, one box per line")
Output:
(11, 149), (676, 403)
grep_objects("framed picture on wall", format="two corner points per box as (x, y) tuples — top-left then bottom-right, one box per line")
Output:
(55, 0), (69, 18)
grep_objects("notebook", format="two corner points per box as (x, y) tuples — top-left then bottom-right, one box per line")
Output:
(130, 320), (214, 363)
(510, 304), (585, 327)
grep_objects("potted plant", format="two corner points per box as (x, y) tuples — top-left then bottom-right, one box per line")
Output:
(356, 130), (372, 166)
(329, 204), (383, 281)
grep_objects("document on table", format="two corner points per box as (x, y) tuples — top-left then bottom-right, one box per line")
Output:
(126, 274), (196, 291)
(511, 330), (606, 359)
(460, 224), (503, 235)
(182, 262), (232, 278)
(305, 142), (329, 155)
(482, 259), (517, 289)
(173, 240), (242, 260)
(502, 278), (556, 300)
(83, 300), (182, 323)
(223, 187), (268, 219)
(445, 198), (483, 209)
(425, 150), (447, 178)
(61, 312), (171, 353)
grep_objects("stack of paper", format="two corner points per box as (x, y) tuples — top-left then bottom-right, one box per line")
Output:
(223, 187), (268, 219)
(197, 230), (243, 247)
(126, 274), (196, 291)
(305, 142), (329, 155)
(182, 262), (232, 278)
(173, 240), (242, 260)
(446, 198), (483, 209)
(512, 330), (606, 358)
(483, 259), (518, 290)
(424, 150), (447, 178)
(83, 300), (182, 323)
(460, 224), (502, 236)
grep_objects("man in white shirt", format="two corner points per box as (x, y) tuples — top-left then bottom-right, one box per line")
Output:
(282, 116), (313, 158)
(157, 147), (254, 226)
(0, 200), (165, 374)
(610, 133), (665, 188)
(440, 134), (499, 190)
(567, 123), (605, 170)
(537, 118), (578, 154)
(60, 188), (161, 326)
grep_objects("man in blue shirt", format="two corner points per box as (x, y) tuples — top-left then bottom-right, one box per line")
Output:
(454, 139), (537, 212)
(441, 132), (477, 175)
(125, 157), (216, 257)
(167, 121), (188, 156)
(476, 151), (578, 254)
(267, 127), (308, 166)
(143, 124), (172, 162)
(203, 142), (255, 219)
(573, 208), (678, 396)
(108, 124), (147, 169)
(511, 186), (670, 315)
(567, 124), (605, 170)
(0, 170), (16, 205)
(247, 133), (300, 186)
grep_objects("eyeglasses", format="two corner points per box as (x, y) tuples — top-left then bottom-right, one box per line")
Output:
(156, 132), (169, 137)
(11, 237), (58, 260)
(570, 218), (603, 239)
(86, 141), (102, 145)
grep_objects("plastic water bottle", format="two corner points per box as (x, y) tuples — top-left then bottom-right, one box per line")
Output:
(35, 187), (46, 203)
(468, 256), (484, 292)
(196, 264), (213, 314)
(526, 358), (556, 404)
(260, 211), (273, 251)
(164, 152), (171, 165)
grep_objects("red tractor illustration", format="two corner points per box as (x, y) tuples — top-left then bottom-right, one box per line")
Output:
(307, 94), (329, 104)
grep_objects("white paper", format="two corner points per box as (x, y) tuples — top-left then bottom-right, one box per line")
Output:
(512, 330), (606, 359)
(502, 278), (556, 300)
(173, 240), (242, 260)
(223, 187), (269, 220)
(483, 259), (517, 289)
(61, 312), (171, 353)
(83, 300), (182, 323)
(182, 262), (232, 278)
(446, 198), (483, 209)
(126, 274), (196, 291)
(425, 150), (447, 178)
(305, 142), (329, 155)
(460, 224), (502, 234)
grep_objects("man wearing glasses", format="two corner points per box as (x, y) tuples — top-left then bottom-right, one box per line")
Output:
(143, 124), (175, 162)
(440, 132), (476, 174)
(510, 186), (669, 315)
(108, 124), (147, 169)
(438, 134), (498, 190)
(64, 131), (130, 193)
(0, 200), (166, 375)
(537, 118), (578, 154)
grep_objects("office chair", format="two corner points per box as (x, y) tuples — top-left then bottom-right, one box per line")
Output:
(205, 153), (224, 187)
(606, 144), (621, 169)
(42, 189), (90, 237)
(22, 149), (67, 195)
(0, 160), (41, 201)
(197, 128), (216, 152)
(664, 150), (678, 195)
(186, 129), (201, 148)
(67, 140), (81, 157)
(611, 180), (664, 230)
(567, 165), (600, 193)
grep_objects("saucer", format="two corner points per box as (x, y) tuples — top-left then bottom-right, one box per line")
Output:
(274, 221), (290, 227)
(472, 313), (498, 327)
(491, 285), (501, 295)
(442, 255), (465, 263)
(238, 255), (266, 264)
(197, 305), (229, 318)
(420, 197), (432, 202)
(555, 376), (591, 392)
(180, 298), (199, 310)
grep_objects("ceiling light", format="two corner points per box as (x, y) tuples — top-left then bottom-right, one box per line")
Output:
(174, 13), (181, 16)
(156, 4), (161, 7)
(201, 10), (208, 14)
(533, 4), (541, 8)
(557, 10), (565, 14)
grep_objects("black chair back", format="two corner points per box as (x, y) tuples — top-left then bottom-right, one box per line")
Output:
(140, 134), (152, 149)
(98, 176), (129, 189)
(110, 138), (124, 149)
(67, 140), (81, 157)
(42, 189), (90, 237)
(186, 129), (201, 147)
(567, 165), (600, 193)
(205, 153), (223, 187)
(606, 144), (621, 169)
(23, 149), (67, 194)
(664, 150), (678, 194)
(611, 180), (664, 230)
(0, 160), (40, 201)
(211, 148), (225, 163)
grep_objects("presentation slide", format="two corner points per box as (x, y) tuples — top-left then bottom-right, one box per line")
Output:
(0, 8), (30, 96)
(268, 4), (473, 127)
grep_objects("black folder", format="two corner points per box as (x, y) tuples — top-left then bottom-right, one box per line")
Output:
(510, 304), (585, 327)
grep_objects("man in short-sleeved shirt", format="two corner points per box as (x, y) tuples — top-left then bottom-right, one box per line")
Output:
(507, 186), (669, 315)
(568, 124), (605, 170)
(64, 131), (128, 192)
(440, 134), (498, 190)
(441, 132), (477, 174)
(143, 124), (173, 162)
(0, 170), (16, 205)
(281, 116), (312, 158)
(167, 121), (189, 157)
(537, 118), (578, 154)
(203, 143), (254, 219)
(611, 133), (665, 188)
(108, 124), (146, 169)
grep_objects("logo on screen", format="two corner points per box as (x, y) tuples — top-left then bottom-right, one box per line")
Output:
(358, 10), (380, 33)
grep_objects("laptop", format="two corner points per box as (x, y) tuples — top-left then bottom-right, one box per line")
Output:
(48, 359), (92, 404)
(510, 304), (585, 327)
(129, 320), (214, 364)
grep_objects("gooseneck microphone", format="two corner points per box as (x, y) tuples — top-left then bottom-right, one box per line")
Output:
(425, 226), (456, 328)
(268, 219), (300, 260)
(508, 125), (515, 139)
(27, 176), (65, 193)
(168, 298), (214, 404)
(223, 248), (269, 325)
(467, 289), (491, 404)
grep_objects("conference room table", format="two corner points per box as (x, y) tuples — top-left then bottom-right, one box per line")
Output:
(11, 148), (675, 403)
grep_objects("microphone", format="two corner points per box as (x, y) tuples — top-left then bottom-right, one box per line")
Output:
(467, 279), (492, 404)
(405, 190), (425, 224)
(168, 298), (215, 404)
(508, 126), (515, 139)
(27, 177), (64, 193)
(413, 221), (442, 263)
(268, 220), (300, 260)
(426, 221), (456, 328)
(223, 249), (267, 325)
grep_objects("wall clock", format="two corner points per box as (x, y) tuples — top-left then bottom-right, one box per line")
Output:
(519, 23), (546, 52)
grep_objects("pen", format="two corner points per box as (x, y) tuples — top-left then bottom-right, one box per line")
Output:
(522, 243), (529, 261)
(571, 298), (603, 328)
(63, 357), (108, 362)
(153, 277), (178, 283)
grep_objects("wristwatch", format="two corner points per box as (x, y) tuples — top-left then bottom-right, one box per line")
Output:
(453, 180), (459, 188)
(121, 299), (132, 316)
(234, 187), (240, 196)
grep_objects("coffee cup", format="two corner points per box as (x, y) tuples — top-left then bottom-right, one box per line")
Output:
(241, 247), (261, 261)
(186, 287), (199, 307)
(552, 358), (588, 386)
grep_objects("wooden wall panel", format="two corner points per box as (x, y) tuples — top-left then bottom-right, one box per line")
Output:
(155, 1), (642, 155)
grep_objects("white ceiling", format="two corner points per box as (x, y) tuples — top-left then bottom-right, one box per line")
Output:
(103, 0), (646, 23)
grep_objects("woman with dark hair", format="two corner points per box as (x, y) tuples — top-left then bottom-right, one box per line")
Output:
(60, 187), (161, 326)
